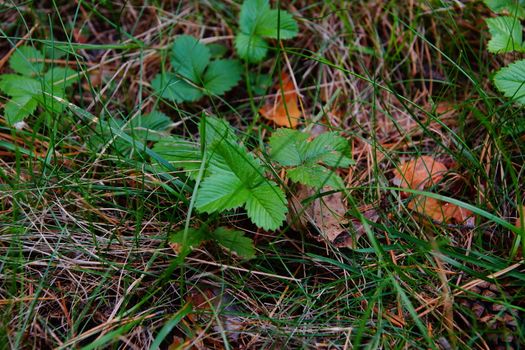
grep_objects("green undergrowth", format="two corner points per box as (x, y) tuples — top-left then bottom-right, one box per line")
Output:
(0, 0), (524, 349)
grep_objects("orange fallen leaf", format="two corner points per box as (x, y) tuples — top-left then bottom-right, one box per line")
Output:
(408, 196), (474, 226)
(392, 156), (448, 192)
(259, 72), (301, 128)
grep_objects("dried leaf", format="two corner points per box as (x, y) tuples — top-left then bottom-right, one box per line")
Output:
(289, 185), (357, 248)
(408, 196), (474, 226)
(392, 156), (448, 191)
(259, 72), (301, 128)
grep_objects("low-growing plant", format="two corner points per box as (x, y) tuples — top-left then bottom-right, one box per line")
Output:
(151, 35), (242, 103)
(0, 45), (77, 127)
(483, 0), (525, 134)
(235, 0), (298, 63)
(152, 117), (352, 232)
(169, 225), (255, 260)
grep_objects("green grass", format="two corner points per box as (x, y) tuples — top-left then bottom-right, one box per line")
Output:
(0, 0), (524, 349)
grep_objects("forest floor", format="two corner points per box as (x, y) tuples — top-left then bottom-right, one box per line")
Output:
(0, 1), (524, 349)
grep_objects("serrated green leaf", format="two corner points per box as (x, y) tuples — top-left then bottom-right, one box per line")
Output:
(203, 59), (242, 95)
(208, 140), (264, 185)
(303, 132), (353, 167)
(287, 164), (345, 190)
(195, 172), (251, 213)
(235, 32), (269, 63)
(4, 95), (38, 125)
(494, 59), (525, 104)
(171, 35), (210, 82)
(255, 9), (298, 39)
(212, 227), (255, 259)
(9, 46), (44, 76)
(484, 0), (525, 18)
(0, 74), (41, 96)
(269, 128), (308, 166)
(201, 116), (239, 147)
(239, 0), (270, 34)
(486, 16), (523, 53)
(245, 181), (287, 230)
(151, 73), (203, 103)
(45, 67), (78, 89)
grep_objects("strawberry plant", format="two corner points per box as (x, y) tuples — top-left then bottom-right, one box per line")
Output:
(152, 35), (242, 103)
(0, 45), (77, 127)
(154, 116), (288, 231)
(235, 0), (298, 63)
(170, 225), (255, 260)
(484, 0), (525, 102)
(269, 128), (353, 190)
(152, 118), (352, 231)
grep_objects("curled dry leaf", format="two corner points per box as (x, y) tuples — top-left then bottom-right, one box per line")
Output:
(259, 72), (301, 128)
(392, 156), (448, 192)
(288, 185), (359, 248)
(392, 156), (474, 226)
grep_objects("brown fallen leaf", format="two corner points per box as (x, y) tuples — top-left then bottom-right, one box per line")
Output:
(392, 156), (474, 226)
(408, 196), (474, 226)
(259, 72), (301, 128)
(392, 156), (448, 192)
(288, 185), (359, 248)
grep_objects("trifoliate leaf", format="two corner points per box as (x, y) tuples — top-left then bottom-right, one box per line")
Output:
(171, 35), (211, 82)
(4, 95), (38, 125)
(151, 73), (203, 103)
(9, 46), (44, 76)
(235, 32), (269, 63)
(486, 16), (523, 53)
(494, 59), (525, 104)
(287, 164), (345, 190)
(256, 9), (298, 39)
(195, 172), (251, 213)
(0, 74), (41, 96)
(45, 67), (78, 89)
(245, 181), (287, 230)
(212, 227), (256, 259)
(484, 0), (525, 18)
(201, 116), (239, 147)
(269, 128), (308, 166)
(203, 59), (242, 96)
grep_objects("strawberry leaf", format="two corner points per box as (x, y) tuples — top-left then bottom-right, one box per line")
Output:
(494, 59), (525, 104)
(171, 35), (210, 82)
(9, 46), (44, 77)
(212, 227), (256, 259)
(151, 73), (203, 103)
(4, 95), (38, 125)
(486, 16), (523, 53)
(245, 181), (288, 230)
(203, 59), (242, 96)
